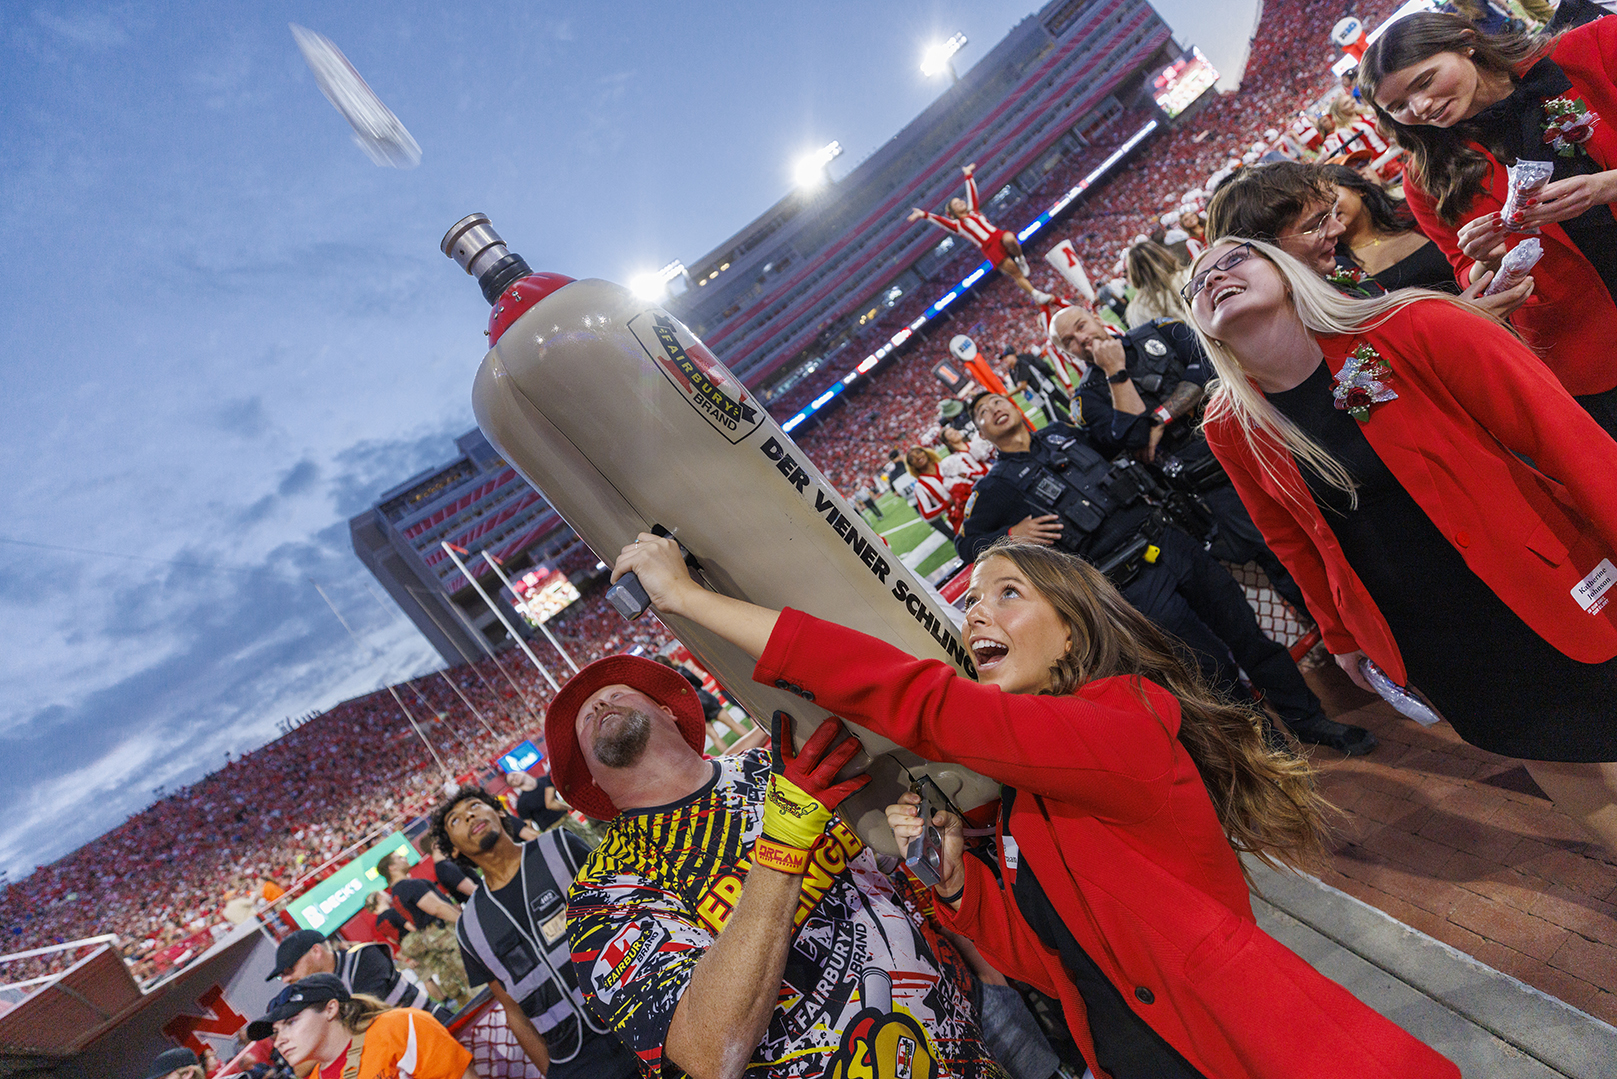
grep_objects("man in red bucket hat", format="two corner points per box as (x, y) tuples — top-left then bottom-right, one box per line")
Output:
(546, 653), (1007, 1079)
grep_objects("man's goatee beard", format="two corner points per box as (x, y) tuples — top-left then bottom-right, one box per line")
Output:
(594, 710), (653, 768)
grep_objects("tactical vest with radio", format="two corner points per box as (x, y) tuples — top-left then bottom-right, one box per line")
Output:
(1076, 319), (1230, 499)
(1076, 320), (1194, 451)
(957, 423), (1162, 577)
(1118, 320), (1187, 401)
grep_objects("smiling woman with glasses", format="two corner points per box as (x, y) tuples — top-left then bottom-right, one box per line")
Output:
(1186, 236), (1617, 867)
(1181, 242), (1255, 303)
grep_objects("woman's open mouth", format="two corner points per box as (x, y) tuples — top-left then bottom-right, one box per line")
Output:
(971, 638), (1009, 669)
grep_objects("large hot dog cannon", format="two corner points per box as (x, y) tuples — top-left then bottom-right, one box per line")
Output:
(440, 214), (998, 854)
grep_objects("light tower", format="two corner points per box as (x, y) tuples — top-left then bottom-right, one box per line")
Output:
(793, 140), (844, 190)
(920, 32), (968, 84)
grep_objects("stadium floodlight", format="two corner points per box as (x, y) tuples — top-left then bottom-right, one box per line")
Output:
(793, 141), (843, 189)
(629, 272), (665, 300)
(920, 33), (967, 79)
(629, 259), (688, 300)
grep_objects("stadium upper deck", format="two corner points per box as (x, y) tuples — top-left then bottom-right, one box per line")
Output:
(350, 429), (574, 665)
(667, 0), (1178, 400)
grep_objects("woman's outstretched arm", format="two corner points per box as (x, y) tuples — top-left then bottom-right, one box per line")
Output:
(619, 532), (1174, 818)
(612, 533), (778, 657)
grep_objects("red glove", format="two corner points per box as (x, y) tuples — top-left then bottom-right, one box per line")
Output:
(756, 712), (870, 874)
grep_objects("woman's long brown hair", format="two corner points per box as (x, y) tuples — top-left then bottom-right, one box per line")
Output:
(1358, 12), (1549, 225)
(977, 540), (1331, 871)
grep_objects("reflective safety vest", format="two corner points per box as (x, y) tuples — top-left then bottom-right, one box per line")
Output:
(457, 831), (609, 1064)
(333, 942), (431, 1011)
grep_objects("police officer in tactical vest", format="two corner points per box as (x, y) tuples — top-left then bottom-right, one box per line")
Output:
(957, 388), (1376, 755)
(433, 787), (639, 1079)
(1056, 304), (1313, 620)
(266, 928), (452, 1023)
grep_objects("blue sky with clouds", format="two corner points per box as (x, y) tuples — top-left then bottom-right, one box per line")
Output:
(0, 0), (1258, 877)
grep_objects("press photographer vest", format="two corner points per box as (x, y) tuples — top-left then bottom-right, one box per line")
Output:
(458, 832), (608, 1063)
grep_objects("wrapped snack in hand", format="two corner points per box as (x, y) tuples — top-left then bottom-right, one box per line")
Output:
(1360, 658), (1445, 727)
(1500, 160), (1553, 233)
(1482, 238), (1543, 296)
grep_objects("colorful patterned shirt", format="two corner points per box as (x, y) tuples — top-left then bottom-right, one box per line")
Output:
(567, 750), (1003, 1079)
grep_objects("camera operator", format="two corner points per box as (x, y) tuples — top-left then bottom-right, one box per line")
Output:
(1000, 345), (1072, 424)
(1055, 305), (1312, 618)
(956, 390), (1375, 755)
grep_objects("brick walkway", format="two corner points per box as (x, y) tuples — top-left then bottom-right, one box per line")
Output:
(1300, 663), (1617, 1026)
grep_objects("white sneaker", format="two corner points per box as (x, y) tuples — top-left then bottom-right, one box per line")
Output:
(1031, 289), (1054, 305)
(1015, 255), (1033, 277)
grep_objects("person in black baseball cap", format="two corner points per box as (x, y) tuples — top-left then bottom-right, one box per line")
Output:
(246, 972), (350, 1041)
(248, 972), (473, 1078)
(265, 924), (448, 1021)
(265, 928), (324, 981)
(140, 1047), (202, 1079)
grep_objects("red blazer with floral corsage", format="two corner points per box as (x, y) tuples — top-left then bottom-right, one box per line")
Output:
(1205, 300), (1617, 684)
(1403, 17), (1617, 396)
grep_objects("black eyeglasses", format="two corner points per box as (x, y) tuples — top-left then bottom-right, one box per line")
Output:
(1182, 242), (1255, 303)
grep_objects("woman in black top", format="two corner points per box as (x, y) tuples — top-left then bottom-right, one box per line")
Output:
(1325, 165), (1459, 291)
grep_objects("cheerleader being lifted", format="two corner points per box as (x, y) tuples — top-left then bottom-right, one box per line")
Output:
(908, 163), (1054, 305)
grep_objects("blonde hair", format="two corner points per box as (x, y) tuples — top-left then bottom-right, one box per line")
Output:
(1125, 241), (1190, 323)
(977, 540), (1332, 871)
(1184, 238), (1489, 505)
(904, 446), (941, 477)
(1328, 94), (1364, 130)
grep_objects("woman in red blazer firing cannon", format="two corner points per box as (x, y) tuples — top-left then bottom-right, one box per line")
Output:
(608, 529), (1459, 1079)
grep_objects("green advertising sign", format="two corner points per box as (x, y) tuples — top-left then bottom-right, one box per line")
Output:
(290, 831), (419, 933)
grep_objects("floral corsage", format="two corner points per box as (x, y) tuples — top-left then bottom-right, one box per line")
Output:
(1542, 96), (1599, 158)
(1332, 344), (1397, 423)
(1325, 264), (1378, 297)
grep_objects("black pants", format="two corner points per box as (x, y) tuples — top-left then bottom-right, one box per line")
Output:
(546, 1027), (640, 1079)
(1166, 439), (1311, 620)
(1574, 383), (1617, 443)
(1200, 483), (1312, 619)
(927, 515), (956, 542)
(1118, 527), (1325, 728)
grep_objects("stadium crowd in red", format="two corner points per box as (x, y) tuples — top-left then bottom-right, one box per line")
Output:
(0, 577), (674, 990)
(1, 0), (1402, 994)
(785, 0), (1405, 496)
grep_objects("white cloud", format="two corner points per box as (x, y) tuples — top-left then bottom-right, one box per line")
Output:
(31, 8), (130, 51)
